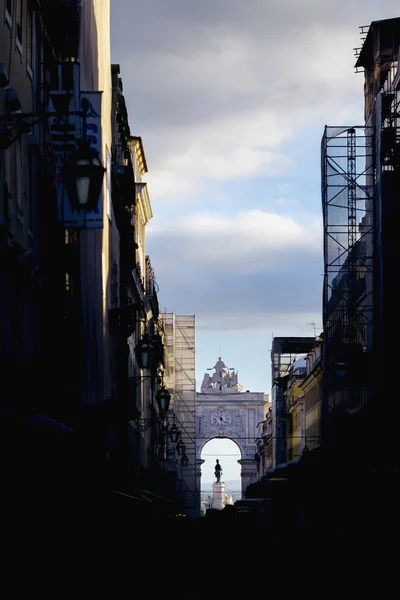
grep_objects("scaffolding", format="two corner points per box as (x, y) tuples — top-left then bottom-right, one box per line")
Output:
(321, 19), (400, 446)
(321, 126), (375, 427)
(160, 313), (199, 518)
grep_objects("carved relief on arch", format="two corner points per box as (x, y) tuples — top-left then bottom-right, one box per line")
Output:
(197, 405), (245, 439)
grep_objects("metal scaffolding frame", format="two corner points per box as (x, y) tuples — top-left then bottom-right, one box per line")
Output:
(321, 126), (375, 427)
(160, 313), (199, 518)
(321, 16), (400, 457)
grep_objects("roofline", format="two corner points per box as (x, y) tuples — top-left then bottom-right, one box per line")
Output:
(354, 17), (400, 69)
(130, 135), (148, 174)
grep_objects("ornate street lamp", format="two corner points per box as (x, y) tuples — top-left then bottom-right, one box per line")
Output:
(181, 453), (189, 467)
(168, 415), (180, 444)
(176, 436), (185, 456)
(63, 139), (106, 211)
(135, 333), (156, 370)
(156, 384), (171, 415)
(0, 91), (106, 212)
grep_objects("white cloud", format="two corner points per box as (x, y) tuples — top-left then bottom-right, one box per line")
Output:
(110, 1), (398, 353)
(274, 196), (303, 208)
(148, 208), (322, 275)
(196, 309), (323, 335)
(112, 6), (376, 203)
(144, 106), (295, 200)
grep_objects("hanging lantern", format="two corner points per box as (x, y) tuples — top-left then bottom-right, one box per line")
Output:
(63, 139), (105, 212)
(181, 453), (189, 467)
(156, 385), (171, 414)
(168, 420), (180, 444)
(135, 333), (156, 370)
(176, 437), (185, 456)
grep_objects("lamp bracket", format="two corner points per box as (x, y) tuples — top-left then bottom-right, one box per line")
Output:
(0, 109), (89, 128)
(134, 418), (155, 432)
(129, 373), (162, 390)
(0, 97), (93, 150)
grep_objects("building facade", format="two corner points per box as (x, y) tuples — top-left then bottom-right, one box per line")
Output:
(270, 337), (316, 467)
(0, 2), (181, 519)
(321, 17), (400, 470)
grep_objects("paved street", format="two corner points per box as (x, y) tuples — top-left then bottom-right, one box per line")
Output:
(2, 493), (397, 598)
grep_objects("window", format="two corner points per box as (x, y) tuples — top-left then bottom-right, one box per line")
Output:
(16, 0), (22, 48)
(61, 62), (74, 90)
(27, 147), (36, 234)
(2, 181), (11, 224)
(3, 142), (13, 222)
(50, 62), (74, 92)
(287, 415), (293, 434)
(26, 3), (33, 74)
(5, 0), (12, 27)
(15, 137), (23, 215)
(106, 146), (112, 219)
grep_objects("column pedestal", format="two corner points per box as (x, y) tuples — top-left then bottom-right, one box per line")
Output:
(211, 482), (226, 510)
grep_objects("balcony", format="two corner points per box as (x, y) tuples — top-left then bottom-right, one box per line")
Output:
(112, 144), (135, 193)
(41, 1), (82, 61)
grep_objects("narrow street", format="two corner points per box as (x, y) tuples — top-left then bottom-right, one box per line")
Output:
(2, 477), (397, 597)
(1, 5), (400, 597)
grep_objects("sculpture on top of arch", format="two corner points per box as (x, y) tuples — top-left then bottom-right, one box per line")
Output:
(200, 357), (243, 393)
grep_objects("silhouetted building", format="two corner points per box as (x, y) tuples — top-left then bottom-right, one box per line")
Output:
(321, 18), (400, 471)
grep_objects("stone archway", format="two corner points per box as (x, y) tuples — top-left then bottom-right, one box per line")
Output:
(198, 437), (241, 512)
(196, 358), (269, 503)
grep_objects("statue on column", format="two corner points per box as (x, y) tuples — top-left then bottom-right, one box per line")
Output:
(214, 459), (222, 483)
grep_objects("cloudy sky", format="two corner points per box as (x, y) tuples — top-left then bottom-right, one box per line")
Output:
(110, 1), (399, 397)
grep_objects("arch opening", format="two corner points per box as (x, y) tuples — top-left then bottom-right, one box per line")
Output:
(200, 438), (241, 513)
